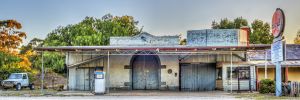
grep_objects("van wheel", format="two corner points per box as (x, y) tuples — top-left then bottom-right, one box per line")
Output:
(29, 84), (34, 90)
(16, 83), (21, 91)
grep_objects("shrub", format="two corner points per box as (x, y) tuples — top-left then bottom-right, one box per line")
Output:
(259, 79), (275, 94)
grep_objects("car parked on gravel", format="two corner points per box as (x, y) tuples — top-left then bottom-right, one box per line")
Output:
(1, 73), (34, 91)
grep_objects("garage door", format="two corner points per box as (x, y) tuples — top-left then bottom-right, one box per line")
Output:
(180, 63), (216, 91)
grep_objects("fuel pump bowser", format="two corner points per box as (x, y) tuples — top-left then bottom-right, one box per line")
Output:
(94, 67), (105, 94)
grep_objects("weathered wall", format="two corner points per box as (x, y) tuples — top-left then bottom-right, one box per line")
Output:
(187, 29), (247, 46)
(239, 29), (248, 46)
(108, 55), (132, 89)
(257, 68), (275, 81)
(67, 53), (181, 90)
(67, 52), (248, 91)
(287, 67), (300, 82)
(159, 55), (179, 90)
(110, 32), (179, 46)
(257, 67), (300, 82)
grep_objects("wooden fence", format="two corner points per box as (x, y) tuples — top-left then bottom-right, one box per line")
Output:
(283, 81), (300, 97)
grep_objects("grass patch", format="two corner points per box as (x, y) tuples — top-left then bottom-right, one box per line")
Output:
(233, 92), (300, 100)
(0, 88), (58, 96)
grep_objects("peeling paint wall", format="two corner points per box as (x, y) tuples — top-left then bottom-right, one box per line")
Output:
(110, 32), (179, 46)
(159, 55), (179, 90)
(187, 29), (247, 46)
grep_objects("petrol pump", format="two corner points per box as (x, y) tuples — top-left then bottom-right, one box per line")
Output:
(94, 67), (105, 94)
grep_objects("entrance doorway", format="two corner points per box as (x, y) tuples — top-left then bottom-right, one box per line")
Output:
(131, 54), (160, 90)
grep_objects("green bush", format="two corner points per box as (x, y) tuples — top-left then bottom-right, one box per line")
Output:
(259, 79), (275, 94)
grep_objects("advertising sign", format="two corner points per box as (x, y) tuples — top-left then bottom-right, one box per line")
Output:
(272, 8), (285, 38)
(271, 8), (285, 62)
(271, 41), (285, 63)
(271, 8), (285, 97)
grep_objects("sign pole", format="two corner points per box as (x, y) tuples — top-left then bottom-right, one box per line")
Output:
(271, 8), (285, 97)
(275, 61), (282, 96)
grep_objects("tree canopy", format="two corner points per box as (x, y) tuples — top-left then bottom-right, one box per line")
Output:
(0, 20), (26, 53)
(0, 20), (35, 79)
(211, 17), (273, 44)
(294, 30), (300, 44)
(212, 17), (248, 29)
(44, 14), (140, 46)
(35, 14), (141, 74)
(250, 20), (273, 44)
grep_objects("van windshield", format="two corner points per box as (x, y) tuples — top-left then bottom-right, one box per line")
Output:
(8, 74), (22, 79)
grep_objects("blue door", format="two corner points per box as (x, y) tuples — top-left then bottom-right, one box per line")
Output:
(132, 55), (160, 90)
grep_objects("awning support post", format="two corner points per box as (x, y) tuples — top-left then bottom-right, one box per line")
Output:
(285, 66), (288, 83)
(41, 51), (44, 95)
(107, 51), (110, 93)
(265, 50), (268, 79)
(230, 52), (233, 93)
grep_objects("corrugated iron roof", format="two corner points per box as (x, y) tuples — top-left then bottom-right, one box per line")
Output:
(248, 44), (300, 60)
(256, 61), (300, 67)
(34, 44), (270, 52)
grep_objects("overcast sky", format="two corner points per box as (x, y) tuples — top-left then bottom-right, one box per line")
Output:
(1, 0), (300, 44)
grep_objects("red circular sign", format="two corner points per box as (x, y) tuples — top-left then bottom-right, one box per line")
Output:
(272, 8), (285, 38)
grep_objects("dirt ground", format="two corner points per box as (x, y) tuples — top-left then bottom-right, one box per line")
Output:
(33, 71), (67, 90)
(0, 90), (237, 100)
(1, 89), (300, 100)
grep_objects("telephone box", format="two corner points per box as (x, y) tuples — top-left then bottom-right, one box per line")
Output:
(94, 67), (105, 94)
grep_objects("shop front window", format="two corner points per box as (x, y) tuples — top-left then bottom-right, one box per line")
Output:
(227, 67), (250, 80)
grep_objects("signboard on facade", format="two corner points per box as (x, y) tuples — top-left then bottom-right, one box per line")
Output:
(271, 41), (285, 63)
(187, 29), (241, 46)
